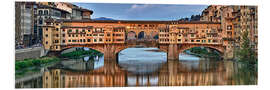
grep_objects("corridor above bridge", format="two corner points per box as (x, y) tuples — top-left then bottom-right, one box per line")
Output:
(42, 19), (231, 60)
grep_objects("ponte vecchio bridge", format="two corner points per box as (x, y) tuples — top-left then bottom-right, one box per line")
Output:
(42, 19), (227, 61)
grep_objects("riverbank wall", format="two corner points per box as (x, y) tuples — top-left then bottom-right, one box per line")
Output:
(15, 47), (47, 60)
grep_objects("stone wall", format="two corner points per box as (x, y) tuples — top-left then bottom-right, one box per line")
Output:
(15, 47), (46, 60)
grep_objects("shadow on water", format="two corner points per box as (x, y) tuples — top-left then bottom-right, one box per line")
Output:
(15, 48), (257, 88)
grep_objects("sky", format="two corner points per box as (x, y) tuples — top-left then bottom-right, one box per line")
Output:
(73, 3), (208, 20)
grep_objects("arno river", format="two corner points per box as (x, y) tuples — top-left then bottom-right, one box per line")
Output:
(15, 48), (257, 88)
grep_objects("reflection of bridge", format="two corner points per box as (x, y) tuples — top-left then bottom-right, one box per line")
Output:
(43, 19), (228, 61)
(41, 60), (236, 87)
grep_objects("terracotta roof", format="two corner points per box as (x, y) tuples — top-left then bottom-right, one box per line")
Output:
(56, 19), (221, 24)
(61, 26), (93, 29)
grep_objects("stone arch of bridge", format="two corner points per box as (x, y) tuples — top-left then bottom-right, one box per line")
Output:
(60, 44), (105, 54)
(178, 44), (225, 55)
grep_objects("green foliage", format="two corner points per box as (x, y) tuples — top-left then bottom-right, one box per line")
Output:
(60, 49), (103, 59)
(236, 30), (257, 64)
(15, 57), (60, 70)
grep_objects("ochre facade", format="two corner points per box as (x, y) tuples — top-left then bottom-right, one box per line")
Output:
(42, 19), (230, 60)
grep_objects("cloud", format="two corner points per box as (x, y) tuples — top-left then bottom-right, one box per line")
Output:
(128, 4), (153, 12)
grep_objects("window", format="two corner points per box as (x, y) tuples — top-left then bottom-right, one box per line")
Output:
(46, 28), (48, 31)
(191, 34), (194, 37)
(94, 39), (97, 42)
(68, 40), (71, 42)
(38, 10), (43, 15)
(39, 19), (43, 24)
(62, 29), (65, 32)
(87, 39), (91, 42)
(99, 39), (103, 42)
(227, 25), (232, 30)
(62, 34), (65, 37)
(55, 40), (59, 43)
(68, 29), (72, 33)
(76, 29), (79, 33)
(44, 10), (48, 15)
(62, 40), (65, 43)
(45, 41), (48, 44)
(191, 40), (194, 42)
(56, 34), (59, 37)
(56, 28), (59, 31)
(196, 40), (200, 42)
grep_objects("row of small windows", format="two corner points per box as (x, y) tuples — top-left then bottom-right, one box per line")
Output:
(66, 34), (105, 37)
(160, 30), (169, 32)
(159, 34), (169, 37)
(57, 39), (125, 43)
(67, 39), (103, 43)
(113, 29), (125, 32)
(67, 29), (103, 33)
(130, 24), (157, 27)
(159, 39), (218, 43)
(38, 10), (49, 15)
(160, 29), (219, 33)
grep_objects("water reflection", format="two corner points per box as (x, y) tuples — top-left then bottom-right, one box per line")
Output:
(15, 48), (257, 88)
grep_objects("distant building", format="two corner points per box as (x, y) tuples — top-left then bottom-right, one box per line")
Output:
(200, 5), (258, 58)
(200, 5), (222, 22)
(15, 2), (37, 48)
(36, 4), (71, 43)
(71, 7), (93, 20)
(55, 2), (73, 13)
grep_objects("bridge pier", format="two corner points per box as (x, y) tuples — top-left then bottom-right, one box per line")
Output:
(103, 44), (118, 62)
(167, 44), (179, 60)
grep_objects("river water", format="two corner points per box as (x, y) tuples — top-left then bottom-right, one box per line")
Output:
(15, 48), (257, 88)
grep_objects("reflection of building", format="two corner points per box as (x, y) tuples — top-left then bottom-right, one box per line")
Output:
(43, 61), (127, 87)
(41, 60), (246, 87)
(158, 60), (230, 86)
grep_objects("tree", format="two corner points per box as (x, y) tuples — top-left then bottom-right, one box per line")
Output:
(236, 30), (257, 64)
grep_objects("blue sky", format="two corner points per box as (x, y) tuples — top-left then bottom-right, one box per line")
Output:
(73, 3), (208, 20)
